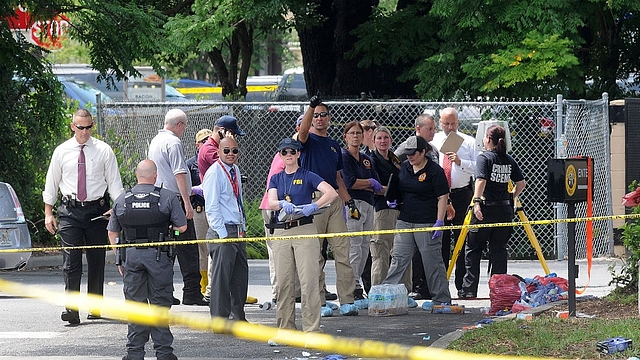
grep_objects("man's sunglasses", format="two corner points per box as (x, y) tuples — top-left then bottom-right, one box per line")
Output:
(74, 123), (94, 130)
(223, 148), (239, 154)
(280, 149), (298, 156)
(313, 112), (329, 118)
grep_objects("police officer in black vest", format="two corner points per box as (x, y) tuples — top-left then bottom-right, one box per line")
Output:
(108, 160), (187, 360)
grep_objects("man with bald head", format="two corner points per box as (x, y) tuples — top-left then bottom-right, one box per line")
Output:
(431, 107), (479, 297)
(108, 159), (187, 360)
(148, 109), (207, 306)
(202, 137), (248, 320)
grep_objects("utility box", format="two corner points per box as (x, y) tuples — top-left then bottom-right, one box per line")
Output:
(547, 157), (592, 203)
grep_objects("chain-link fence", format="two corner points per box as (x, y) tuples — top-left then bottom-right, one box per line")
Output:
(97, 97), (612, 260)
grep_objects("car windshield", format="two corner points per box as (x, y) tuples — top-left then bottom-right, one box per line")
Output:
(62, 79), (113, 103)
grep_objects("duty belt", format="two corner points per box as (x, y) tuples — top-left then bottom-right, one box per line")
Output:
(483, 199), (512, 206)
(265, 216), (314, 230)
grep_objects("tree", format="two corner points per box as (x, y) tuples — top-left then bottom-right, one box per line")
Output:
(352, 0), (640, 100)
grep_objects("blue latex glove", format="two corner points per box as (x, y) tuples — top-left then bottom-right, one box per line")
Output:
(432, 219), (444, 240)
(386, 200), (397, 209)
(279, 200), (296, 214)
(301, 202), (319, 217)
(191, 185), (203, 198)
(369, 178), (383, 193)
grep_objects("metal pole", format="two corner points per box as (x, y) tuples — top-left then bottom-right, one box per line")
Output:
(556, 94), (567, 260)
(95, 92), (103, 137)
(567, 202), (577, 317)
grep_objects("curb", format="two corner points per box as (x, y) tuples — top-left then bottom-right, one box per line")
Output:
(25, 252), (116, 269)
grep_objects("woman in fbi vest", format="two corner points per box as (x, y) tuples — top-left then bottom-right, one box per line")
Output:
(460, 124), (526, 298)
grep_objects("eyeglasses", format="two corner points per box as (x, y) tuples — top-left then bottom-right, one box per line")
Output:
(313, 112), (329, 118)
(280, 149), (298, 156)
(223, 148), (239, 154)
(363, 125), (377, 131)
(74, 123), (93, 130)
(346, 131), (363, 136)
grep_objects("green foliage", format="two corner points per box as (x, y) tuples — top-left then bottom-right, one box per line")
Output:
(610, 180), (640, 291)
(102, 128), (140, 191)
(0, 12), (70, 244)
(244, 198), (268, 259)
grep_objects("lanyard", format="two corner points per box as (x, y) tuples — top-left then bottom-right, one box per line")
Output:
(218, 159), (240, 199)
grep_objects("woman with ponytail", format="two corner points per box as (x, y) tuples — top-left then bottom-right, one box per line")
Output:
(459, 124), (526, 298)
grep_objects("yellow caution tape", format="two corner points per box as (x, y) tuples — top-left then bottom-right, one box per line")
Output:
(0, 277), (549, 359)
(3, 213), (638, 253)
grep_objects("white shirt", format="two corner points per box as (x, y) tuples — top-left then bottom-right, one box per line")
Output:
(430, 130), (479, 189)
(43, 136), (124, 205)
(203, 160), (245, 238)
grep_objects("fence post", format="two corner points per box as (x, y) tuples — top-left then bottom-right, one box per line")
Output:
(555, 94), (567, 259)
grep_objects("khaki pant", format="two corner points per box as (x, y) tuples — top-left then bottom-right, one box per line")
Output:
(371, 208), (412, 292)
(269, 223), (322, 332)
(193, 209), (209, 271)
(313, 196), (356, 305)
(262, 209), (300, 300)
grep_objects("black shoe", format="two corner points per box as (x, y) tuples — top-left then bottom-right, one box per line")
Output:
(354, 288), (365, 301)
(457, 289), (465, 298)
(122, 355), (143, 360)
(325, 289), (337, 301)
(87, 313), (101, 320)
(61, 310), (80, 325)
(460, 291), (477, 299)
(172, 297), (181, 305)
(295, 297), (301, 303)
(157, 353), (178, 360)
(408, 292), (423, 300)
(183, 297), (209, 306)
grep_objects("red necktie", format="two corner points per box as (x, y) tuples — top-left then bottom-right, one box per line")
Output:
(443, 155), (452, 188)
(78, 145), (87, 201)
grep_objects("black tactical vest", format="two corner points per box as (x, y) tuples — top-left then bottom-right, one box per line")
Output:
(119, 187), (171, 242)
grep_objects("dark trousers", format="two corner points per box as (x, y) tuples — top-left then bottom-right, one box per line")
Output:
(58, 205), (108, 298)
(443, 186), (473, 291)
(123, 247), (174, 359)
(176, 218), (202, 301)
(462, 204), (514, 294)
(207, 225), (248, 320)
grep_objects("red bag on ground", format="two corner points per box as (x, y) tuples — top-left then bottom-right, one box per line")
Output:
(489, 274), (522, 315)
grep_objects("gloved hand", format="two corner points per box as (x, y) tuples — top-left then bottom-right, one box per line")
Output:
(279, 200), (296, 214)
(191, 185), (203, 198)
(346, 199), (360, 220)
(369, 178), (383, 193)
(432, 219), (444, 240)
(309, 95), (322, 108)
(386, 200), (397, 209)
(301, 202), (319, 217)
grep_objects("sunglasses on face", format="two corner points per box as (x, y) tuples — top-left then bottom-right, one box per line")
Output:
(313, 112), (329, 118)
(280, 149), (298, 156)
(74, 123), (94, 130)
(223, 148), (239, 154)
(363, 125), (377, 131)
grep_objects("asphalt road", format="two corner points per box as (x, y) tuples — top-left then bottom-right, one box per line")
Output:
(0, 257), (621, 359)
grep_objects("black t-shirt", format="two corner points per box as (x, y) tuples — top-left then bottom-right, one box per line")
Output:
(371, 150), (401, 211)
(396, 158), (449, 223)
(476, 151), (525, 201)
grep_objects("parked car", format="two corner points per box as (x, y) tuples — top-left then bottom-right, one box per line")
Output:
(59, 77), (113, 116)
(0, 182), (31, 270)
(53, 64), (187, 102)
(272, 67), (307, 102)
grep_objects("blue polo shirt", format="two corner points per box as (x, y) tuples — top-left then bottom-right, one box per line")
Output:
(269, 168), (324, 206)
(300, 133), (342, 189)
(341, 149), (380, 206)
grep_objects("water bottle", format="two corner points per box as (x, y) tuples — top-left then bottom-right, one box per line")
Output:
(367, 284), (408, 316)
(557, 134), (568, 158)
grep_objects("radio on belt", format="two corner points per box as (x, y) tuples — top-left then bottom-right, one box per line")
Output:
(596, 337), (632, 355)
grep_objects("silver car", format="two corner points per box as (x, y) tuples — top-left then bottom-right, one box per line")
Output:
(0, 182), (31, 270)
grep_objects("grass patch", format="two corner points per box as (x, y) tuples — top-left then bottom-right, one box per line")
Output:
(449, 292), (640, 359)
(450, 317), (640, 358)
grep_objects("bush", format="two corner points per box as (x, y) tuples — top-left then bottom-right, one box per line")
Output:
(610, 180), (640, 291)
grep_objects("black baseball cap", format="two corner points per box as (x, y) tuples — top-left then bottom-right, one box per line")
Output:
(277, 138), (302, 151)
(215, 115), (246, 136)
(401, 135), (428, 156)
